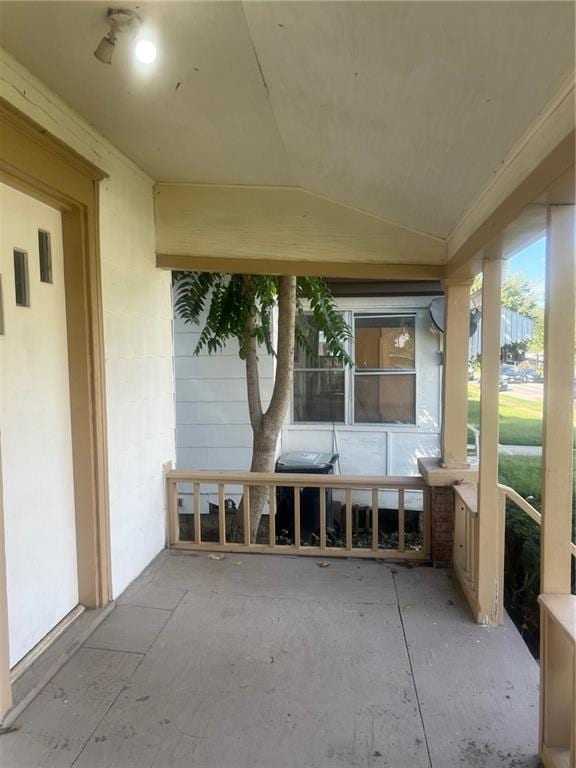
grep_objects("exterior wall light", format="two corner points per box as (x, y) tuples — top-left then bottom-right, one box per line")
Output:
(94, 8), (153, 65)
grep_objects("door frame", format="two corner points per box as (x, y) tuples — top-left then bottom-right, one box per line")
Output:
(0, 98), (110, 718)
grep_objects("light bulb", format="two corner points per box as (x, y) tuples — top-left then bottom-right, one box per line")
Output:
(135, 39), (157, 64)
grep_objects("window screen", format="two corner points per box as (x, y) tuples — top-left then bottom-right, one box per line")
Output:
(293, 314), (345, 423)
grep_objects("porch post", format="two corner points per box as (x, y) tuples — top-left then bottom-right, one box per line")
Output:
(441, 278), (473, 468)
(476, 245), (504, 625)
(541, 203), (575, 595)
(538, 203), (575, 762)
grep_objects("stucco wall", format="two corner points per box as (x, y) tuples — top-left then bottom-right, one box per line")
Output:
(0, 48), (176, 597)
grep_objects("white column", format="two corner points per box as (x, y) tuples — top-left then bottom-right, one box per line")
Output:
(541, 203), (575, 594)
(441, 279), (473, 469)
(477, 245), (504, 625)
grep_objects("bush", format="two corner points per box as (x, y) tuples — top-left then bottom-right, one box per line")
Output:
(499, 454), (576, 657)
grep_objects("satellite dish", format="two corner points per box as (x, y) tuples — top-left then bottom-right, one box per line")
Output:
(429, 297), (481, 338)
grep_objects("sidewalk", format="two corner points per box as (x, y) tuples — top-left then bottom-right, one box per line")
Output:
(468, 444), (542, 457)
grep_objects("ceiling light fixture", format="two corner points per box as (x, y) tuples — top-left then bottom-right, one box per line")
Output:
(94, 8), (156, 65)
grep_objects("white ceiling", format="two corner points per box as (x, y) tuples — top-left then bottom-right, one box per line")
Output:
(0, 1), (573, 239)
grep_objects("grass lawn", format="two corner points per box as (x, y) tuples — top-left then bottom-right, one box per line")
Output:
(468, 383), (576, 447)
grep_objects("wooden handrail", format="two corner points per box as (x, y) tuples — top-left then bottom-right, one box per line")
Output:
(165, 469), (430, 561)
(166, 469), (427, 489)
(498, 483), (576, 558)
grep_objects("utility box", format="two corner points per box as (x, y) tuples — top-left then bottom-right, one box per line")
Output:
(275, 452), (338, 543)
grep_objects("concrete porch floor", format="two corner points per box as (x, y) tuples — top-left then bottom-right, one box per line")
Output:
(1, 551), (539, 768)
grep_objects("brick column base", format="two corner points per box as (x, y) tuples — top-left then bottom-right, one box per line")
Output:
(430, 486), (455, 567)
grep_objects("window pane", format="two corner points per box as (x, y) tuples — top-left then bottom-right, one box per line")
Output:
(38, 230), (52, 283)
(294, 370), (345, 422)
(355, 316), (415, 370)
(295, 314), (343, 369)
(354, 374), (415, 424)
(13, 249), (30, 307)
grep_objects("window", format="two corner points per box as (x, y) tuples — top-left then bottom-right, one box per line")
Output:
(292, 312), (418, 426)
(13, 249), (30, 307)
(293, 314), (345, 423)
(354, 315), (416, 424)
(38, 230), (52, 283)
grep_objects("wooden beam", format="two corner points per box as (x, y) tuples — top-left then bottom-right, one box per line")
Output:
(441, 278), (473, 468)
(446, 80), (574, 275)
(154, 183), (446, 271)
(157, 253), (444, 280)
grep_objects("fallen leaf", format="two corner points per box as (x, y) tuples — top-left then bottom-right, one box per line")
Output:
(316, 560), (330, 568)
(207, 553), (225, 561)
(234, 561), (243, 566)
(404, 603), (415, 609)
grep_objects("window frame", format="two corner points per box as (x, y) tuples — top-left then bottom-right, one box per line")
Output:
(291, 309), (419, 428)
(351, 313), (417, 427)
(291, 310), (350, 425)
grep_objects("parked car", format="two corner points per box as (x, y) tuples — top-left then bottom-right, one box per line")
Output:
(500, 364), (525, 383)
(520, 368), (544, 383)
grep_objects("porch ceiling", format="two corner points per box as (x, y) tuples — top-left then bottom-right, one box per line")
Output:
(0, 1), (573, 249)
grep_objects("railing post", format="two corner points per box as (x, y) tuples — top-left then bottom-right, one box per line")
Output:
(477, 246), (504, 625)
(441, 277), (473, 468)
(164, 461), (179, 547)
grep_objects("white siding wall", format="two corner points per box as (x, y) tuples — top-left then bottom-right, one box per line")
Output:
(0, 49), (176, 597)
(174, 295), (441, 505)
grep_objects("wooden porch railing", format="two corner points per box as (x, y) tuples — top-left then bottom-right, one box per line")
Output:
(454, 480), (576, 766)
(165, 469), (431, 560)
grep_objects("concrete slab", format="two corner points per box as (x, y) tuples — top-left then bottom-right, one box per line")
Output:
(84, 605), (171, 654)
(152, 551), (399, 605)
(1, 551), (541, 768)
(119, 584), (186, 611)
(0, 649), (141, 767)
(394, 567), (540, 767)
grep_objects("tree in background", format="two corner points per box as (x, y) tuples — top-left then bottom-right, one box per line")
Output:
(173, 272), (351, 541)
(471, 271), (540, 362)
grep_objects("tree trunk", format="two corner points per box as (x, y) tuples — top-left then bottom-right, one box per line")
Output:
(234, 275), (297, 543)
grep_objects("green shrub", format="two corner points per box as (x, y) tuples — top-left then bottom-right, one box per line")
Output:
(499, 454), (576, 657)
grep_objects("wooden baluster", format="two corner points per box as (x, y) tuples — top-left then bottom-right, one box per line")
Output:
(218, 484), (226, 545)
(269, 486), (276, 547)
(398, 489), (405, 552)
(319, 488), (327, 551)
(345, 488), (353, 551)
(372, 488), (379, 551)
(294, 487), (301, 548)
(243, 485), (251, 545)
(193, 481), (201, 544)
